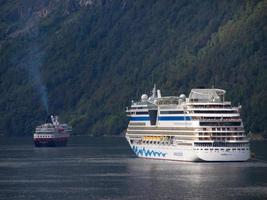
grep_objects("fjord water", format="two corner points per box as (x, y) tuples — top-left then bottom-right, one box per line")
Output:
(0, 137), (267, 200)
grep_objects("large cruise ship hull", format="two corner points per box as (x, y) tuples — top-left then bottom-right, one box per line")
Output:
(195, 148), (251, 161)
(127, 140), (250, 162)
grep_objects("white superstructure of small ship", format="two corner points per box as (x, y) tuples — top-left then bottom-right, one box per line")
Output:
(33, 115), (72, 147)
(125, 86), (250, 161)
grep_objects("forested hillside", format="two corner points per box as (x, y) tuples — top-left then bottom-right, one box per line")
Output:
(0, 0), (266, 136)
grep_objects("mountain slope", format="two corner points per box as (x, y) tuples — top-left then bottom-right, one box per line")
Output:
(0, 0), (266, 136)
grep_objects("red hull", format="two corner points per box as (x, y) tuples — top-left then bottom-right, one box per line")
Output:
(34, 137), (68, 147)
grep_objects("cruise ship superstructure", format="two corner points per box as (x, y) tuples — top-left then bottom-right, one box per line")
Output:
(125, 86), (250, 161)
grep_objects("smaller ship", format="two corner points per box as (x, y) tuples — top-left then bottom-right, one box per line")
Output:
(33, 115), (72, 147)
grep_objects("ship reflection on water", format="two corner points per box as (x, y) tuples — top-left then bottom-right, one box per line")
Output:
(0, 137), (266, 200)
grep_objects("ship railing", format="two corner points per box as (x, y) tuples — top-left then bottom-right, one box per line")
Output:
(188, 103), (232, 106)
(196, 137), (248, 142)
(193, 117), (241, 122)
(197, 135), (246, 138)
(35, 128), (55, 132)
(200, 119), (241, 122)
(194, 141), (249, 147)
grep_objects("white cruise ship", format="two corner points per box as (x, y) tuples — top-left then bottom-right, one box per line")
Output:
(125, 86), (250, 161)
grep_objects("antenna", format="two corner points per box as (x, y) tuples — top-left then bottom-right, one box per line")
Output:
(152, 84), (156, 98)
(152, 72), (154, 87)
(157, 89), (161, 98)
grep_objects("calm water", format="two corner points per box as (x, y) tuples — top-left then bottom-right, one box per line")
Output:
(0, 136), (267, 200)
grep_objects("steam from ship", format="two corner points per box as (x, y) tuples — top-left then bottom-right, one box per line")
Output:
(12, 10), (50, 114)
(27, 47), (49, 114)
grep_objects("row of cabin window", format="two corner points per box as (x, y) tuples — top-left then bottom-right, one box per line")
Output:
(200, 122), (241, 126)
(194, 110), (237, 113)
(199, 132), (243, 136)
(37, 135), (51, 138)
(194, 148), (248, 151)
(198, 137), (244, 141)
(129, 110), (237, 115)
(203, 127), (241, 131)
(129, 111), (148, 115)
(193, 117), (240, 120)
(142, 140), (172, 145)
(192, 105), (231, 108)
(129, 111), (184, 115)
(194, 143), (248, 147)
(130, 140), (171, 145)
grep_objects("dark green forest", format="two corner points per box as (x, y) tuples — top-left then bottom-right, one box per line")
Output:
(0, 0), (266, 136)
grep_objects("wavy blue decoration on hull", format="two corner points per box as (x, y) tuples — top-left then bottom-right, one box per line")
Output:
(132, 146), (167, 157)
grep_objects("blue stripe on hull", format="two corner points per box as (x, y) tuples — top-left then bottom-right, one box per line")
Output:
(130, 117), (150, 121)
(158, 116), (192, 121)
(129, 116), (191, 121)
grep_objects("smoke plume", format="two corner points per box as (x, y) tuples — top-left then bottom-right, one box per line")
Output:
(26, 47), (49, 114)
(15, 10), (50, 114)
